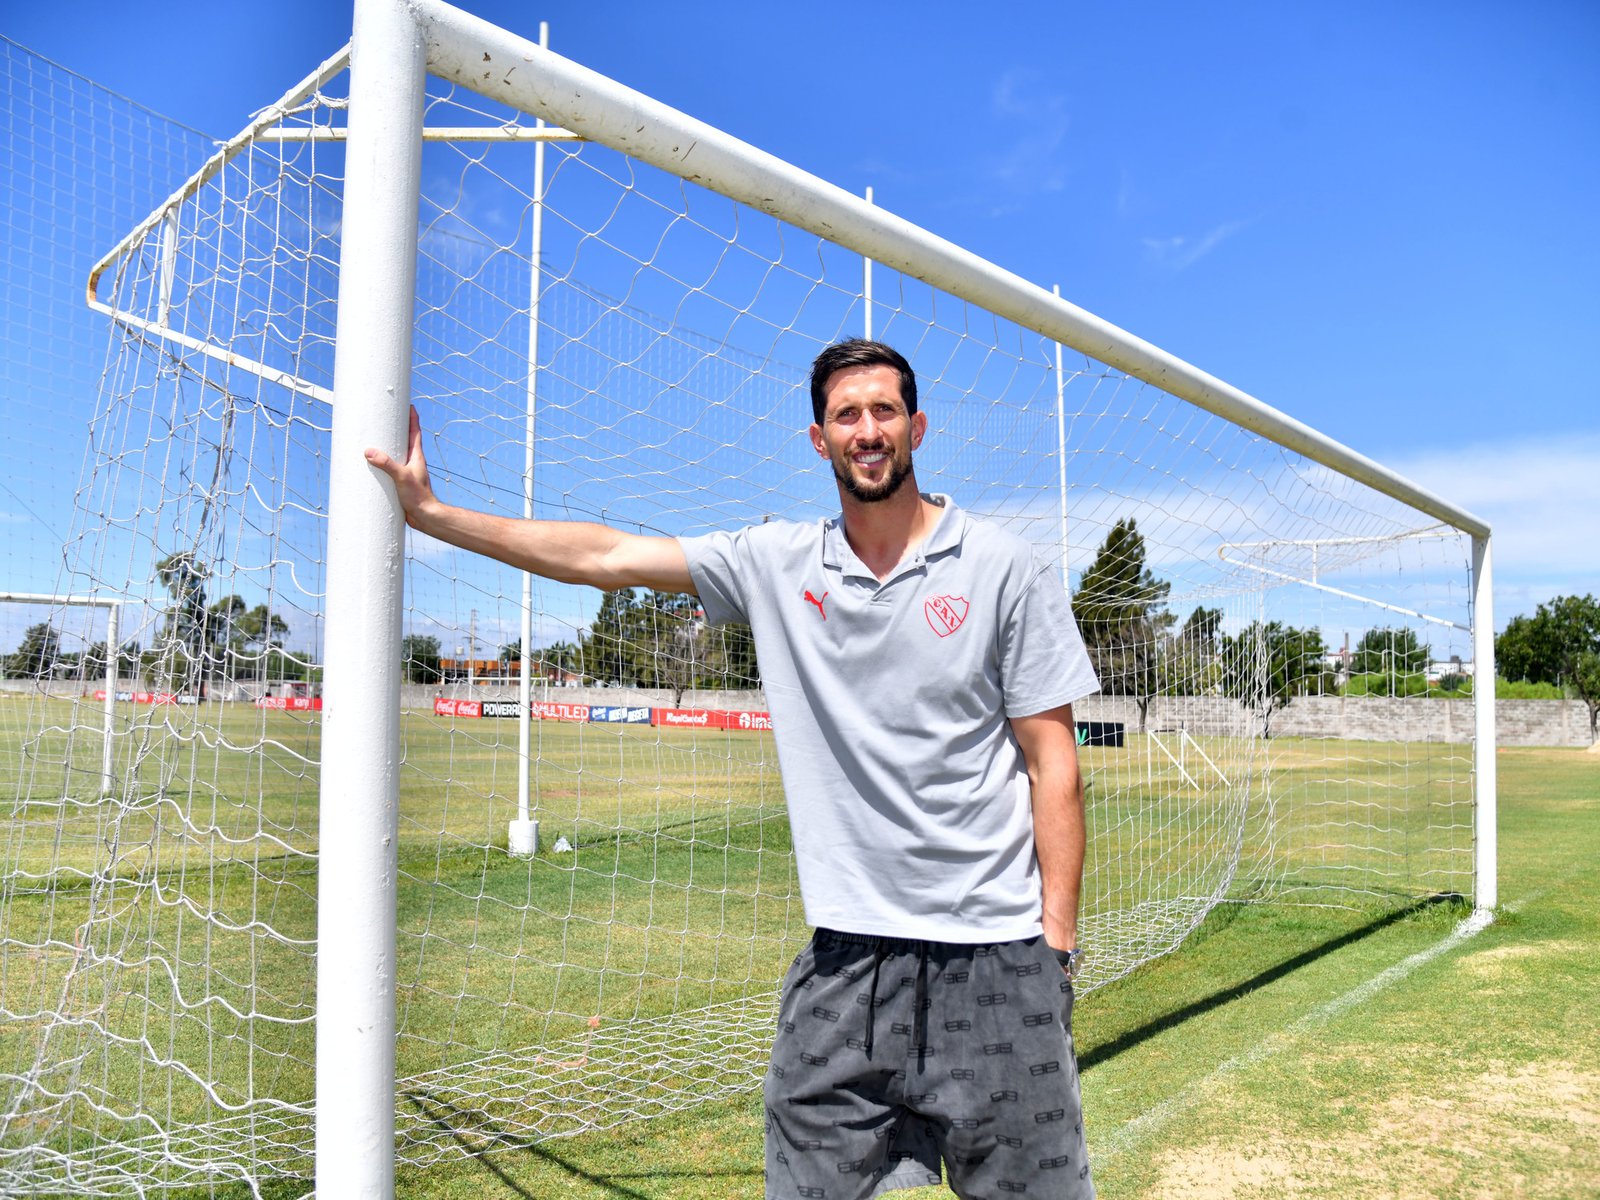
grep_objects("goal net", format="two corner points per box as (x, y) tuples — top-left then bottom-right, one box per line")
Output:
(0, 8), (1489, 1195)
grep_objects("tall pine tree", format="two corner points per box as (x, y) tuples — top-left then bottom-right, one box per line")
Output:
(1074, 518), (1172, 730)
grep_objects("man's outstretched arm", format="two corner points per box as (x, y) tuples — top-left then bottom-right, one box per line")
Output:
(364, 406), (695, 595)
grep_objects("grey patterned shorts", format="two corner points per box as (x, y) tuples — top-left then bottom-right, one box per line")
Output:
(764, 928), (1094, 1199)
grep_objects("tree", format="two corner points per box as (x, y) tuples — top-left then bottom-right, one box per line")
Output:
(202, 595), (290, 680)
(709, 621), (760, 690)
(582, 589), (646, 686)
(401, 634), (442, 684)
(236, 604), (289, 651)
(82, 640), (143, 681)
(5, 623), (62, 679)
(499, 637), (584, 684)
(1218, 620), (1331, 736)
(1496, 593), (1600, 741)
(536, 640), (583, 683)
(1074, 518), (1172, 730)
(1164, 605), (1223, 697)
(208, 594), (248, 655)
(639, 590), (704, 704)
(155, 551), (211, 688)
(1349, 626), (1431, 697)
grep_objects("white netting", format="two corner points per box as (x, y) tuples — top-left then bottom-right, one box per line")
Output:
(1, 41), (1477, 1197)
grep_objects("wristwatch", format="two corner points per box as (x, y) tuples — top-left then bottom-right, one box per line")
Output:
(1052, 946), (1084, 982)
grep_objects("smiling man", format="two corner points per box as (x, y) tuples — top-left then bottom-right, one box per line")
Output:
(366, 338), (1100, 1199)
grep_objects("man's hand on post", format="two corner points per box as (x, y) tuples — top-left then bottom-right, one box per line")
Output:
(364, 404), (438, 530)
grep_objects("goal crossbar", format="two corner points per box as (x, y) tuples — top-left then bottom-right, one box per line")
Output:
(414, 0), (1488, 541)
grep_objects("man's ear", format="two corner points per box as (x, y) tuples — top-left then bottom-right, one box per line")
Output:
(910, 410), (927, 450)
(809, 423), (828, 458)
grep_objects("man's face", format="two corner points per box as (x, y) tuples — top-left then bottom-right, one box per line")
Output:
(809, 363), (926, 504)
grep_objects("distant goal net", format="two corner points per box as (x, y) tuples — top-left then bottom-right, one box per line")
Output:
(0, 2), (1492, 1194)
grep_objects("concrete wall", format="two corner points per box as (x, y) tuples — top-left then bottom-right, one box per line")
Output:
(399, 684), (769, 712)
(1070, 694), (1596, 747)
(5, 680), (1593, 747)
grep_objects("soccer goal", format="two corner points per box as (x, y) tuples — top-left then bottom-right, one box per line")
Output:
(0, 0), (1494, 1194)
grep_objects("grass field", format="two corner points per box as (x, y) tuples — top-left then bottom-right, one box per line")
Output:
(1, 696), (1569, 1198)
(383, 745), (1597, 1200)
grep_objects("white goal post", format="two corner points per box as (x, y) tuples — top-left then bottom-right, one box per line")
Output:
(0, 1), (1495, 1195)
(330, 2), (1495, 1190)
(0, 592), (122, 796)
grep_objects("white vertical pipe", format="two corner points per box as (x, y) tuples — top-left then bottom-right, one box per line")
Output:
(156, 212), (179, 327)
(511, 20), (549, 858)
(863, 185), (874, 340)
(102, 601), (119, 795)
(1471, 535), (1497, 913)
(1053, 283), (1070, 594)
(317, 0), (426, 1195)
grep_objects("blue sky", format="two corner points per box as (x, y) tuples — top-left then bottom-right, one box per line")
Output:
(4, 0), (1597, 640)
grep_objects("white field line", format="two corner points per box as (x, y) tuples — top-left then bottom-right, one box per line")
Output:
(1098, 908), (1494, 1159)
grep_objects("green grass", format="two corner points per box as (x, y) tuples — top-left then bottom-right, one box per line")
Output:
(374, 746), (1598, 1199)
(2, 697), (1564, 1198)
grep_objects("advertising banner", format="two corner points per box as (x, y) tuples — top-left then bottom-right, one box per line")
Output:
(650, 707), (772, 731)
(1075, 720), (1125, 748)
(256, 696), (323, 711)
(528, 701), (590, 723)
(589, 705), (652, 724)
(433, 697), (482, 719)
(652, 707), (722, 729)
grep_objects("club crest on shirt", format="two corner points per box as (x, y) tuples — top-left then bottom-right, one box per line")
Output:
(924, 594), (968, 637)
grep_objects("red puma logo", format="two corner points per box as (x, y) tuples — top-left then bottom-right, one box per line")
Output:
(804, 590), (829, 621)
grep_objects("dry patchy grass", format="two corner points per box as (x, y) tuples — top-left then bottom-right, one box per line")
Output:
(1145, 1059), (1600, 1200)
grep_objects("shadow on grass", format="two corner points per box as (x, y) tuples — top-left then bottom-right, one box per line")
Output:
(404, 1089), (762, 1198)
(1079, 892), (1463, 1073)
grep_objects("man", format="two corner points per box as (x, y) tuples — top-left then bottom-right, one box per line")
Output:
(365, 339), (1099, 1199)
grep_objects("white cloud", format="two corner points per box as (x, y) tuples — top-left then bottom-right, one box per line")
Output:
(979, 69), (1071, 211)
(1142, 219), (1250, 272)
(1384, 431), (1600, 612)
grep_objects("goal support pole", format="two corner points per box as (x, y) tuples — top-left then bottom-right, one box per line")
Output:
(1471, 535), (1497, 912)
(316, 1), (427, 1195)
(509, 21), (550, 861)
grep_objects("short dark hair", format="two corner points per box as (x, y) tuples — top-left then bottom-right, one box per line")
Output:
(808, 339), (918, 425)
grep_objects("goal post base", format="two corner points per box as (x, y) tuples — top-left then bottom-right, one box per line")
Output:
(508, 818), (539, 857)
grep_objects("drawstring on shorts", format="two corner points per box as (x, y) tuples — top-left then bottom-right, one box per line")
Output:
(863, 942), (886, 1056)
(824, 930), (934, 1066)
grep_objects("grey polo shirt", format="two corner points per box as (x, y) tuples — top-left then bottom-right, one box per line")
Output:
(680, 495), (1098, 942)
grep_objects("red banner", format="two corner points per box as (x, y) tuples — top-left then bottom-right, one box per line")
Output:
(93, 690), (185, 705)
(256, 696), (323, 711)
(433, 697), (481, 719)
(651, 707), (771, 731)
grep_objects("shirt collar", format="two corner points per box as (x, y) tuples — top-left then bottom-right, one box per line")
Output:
(820, 494), (967, 576)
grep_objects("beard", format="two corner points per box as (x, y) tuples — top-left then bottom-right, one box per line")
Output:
(832, 441), (913, 503)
